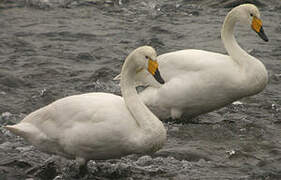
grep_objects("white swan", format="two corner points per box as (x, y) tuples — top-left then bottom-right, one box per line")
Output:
(115, 4), (269, 120)
(4, 46), (166, 174)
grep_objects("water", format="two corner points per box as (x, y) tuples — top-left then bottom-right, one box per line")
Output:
(0, 0), (281, 179)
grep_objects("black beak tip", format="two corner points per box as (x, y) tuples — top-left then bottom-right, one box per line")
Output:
(153, 69), (165, 84)
(257, 26), (269, 42)
(158, 78), (165, 84)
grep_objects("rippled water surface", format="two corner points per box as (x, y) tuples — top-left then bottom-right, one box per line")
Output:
(0, 0), (281, 179)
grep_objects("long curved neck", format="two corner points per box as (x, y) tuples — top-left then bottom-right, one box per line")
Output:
(221, 9), (268, 93)
(221, 9), (250, 67)
(120, 54), (166, 139)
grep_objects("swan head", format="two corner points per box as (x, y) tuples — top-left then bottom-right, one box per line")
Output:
(235, 4), (268, 41)
(131, 46), (165, 84)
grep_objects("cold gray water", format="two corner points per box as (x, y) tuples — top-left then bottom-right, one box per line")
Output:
(0, 0), (280, 179)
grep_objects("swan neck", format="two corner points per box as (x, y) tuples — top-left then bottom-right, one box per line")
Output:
(120, 54), (165, 137)
(120, 59), (140, 109)
(221, 9), (248, 66)
(221, 9), (268, 93)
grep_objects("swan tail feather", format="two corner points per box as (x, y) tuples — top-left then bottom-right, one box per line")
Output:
(4, 123), (40, 139)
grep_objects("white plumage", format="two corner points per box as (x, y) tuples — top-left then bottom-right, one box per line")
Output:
(5, 46), (167, 173)
(116, 4), (268, 120)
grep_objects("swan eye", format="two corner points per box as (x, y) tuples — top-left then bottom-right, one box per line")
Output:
(250, 13), (253, 17)
(145, 56), (149, 59)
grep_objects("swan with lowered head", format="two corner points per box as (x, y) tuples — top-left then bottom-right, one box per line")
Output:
(115, 4), (269, 120)
(4, 46), (166, 174)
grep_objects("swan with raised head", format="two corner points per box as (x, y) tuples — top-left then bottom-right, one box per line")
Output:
(5, 46), (166, 174)
(115, 4), (269, 120)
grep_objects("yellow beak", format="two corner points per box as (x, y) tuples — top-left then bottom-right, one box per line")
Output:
(147, 59), (165, 84)
(251, 16), (262, 33)
(251, 16), (268, 42)
(148, 59), (159, 75)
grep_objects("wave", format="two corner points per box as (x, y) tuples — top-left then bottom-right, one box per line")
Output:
(1, 0), (279, 9)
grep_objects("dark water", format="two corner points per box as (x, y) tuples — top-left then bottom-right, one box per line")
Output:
(0, 0), (281, 179)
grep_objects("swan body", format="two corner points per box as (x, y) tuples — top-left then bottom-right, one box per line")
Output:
(115, 4), (269, 120)
(5, 46), (166, 170)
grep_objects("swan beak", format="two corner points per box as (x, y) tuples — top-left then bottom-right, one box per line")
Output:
(251, 16), (268, 42)
(148, 59), (165, 84)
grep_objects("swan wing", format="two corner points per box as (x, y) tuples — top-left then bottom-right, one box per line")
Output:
(6, 93), (138, 158)
(139, 50), (243, 119)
